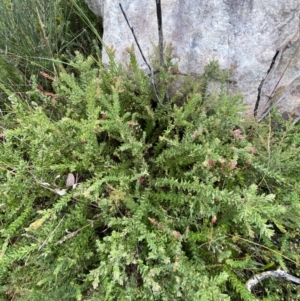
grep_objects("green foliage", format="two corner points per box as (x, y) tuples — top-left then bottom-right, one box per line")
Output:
(0, 0), (102, 99)
(1, 49), (300, 301)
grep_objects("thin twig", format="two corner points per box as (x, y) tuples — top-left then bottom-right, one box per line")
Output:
(258, 41), (300, 122)
(119, 3), (161, 104)
(54, 223), (91, 246)
(227, 234), (300, 266)
(54, 229), (80, 246)
(156, 0), (164, 67)
(246, 269), (300, 292)
(155, 0), (169, 103)
(268, 42), (300, 98)
(38, 216), (64, 251)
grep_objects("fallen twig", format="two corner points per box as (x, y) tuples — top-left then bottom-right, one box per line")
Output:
(38, 216), (64, 251)
(54, 229), (80, 246)
(246, 269), (300, 292)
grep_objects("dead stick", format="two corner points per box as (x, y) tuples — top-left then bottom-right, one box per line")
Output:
(119, 3), (161, 104)
(156, 0), (164, 67)
(246, 269), (300, 292)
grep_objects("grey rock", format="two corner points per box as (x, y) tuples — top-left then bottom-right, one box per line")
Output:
(85, 0), (300, 118)
(84, 0), (103, 17)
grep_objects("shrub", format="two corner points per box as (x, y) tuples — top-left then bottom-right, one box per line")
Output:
(1, 50), (300, 300)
